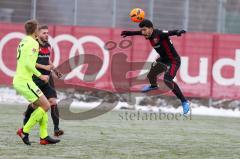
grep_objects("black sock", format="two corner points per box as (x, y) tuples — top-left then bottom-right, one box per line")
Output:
(172, 82), (187, 103)
(23, 104), (35, 125)
(51, 105), (59, 131)
(164, 81), (187, 103)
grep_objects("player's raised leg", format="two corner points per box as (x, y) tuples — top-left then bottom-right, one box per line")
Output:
(163, 63), (190, 114)
(142, 60), (167, 92)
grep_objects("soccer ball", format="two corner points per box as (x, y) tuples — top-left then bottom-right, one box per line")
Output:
(129, 8), (145, 23)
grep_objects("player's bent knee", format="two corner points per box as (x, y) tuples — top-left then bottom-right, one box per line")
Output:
(37, 95), (51, 111)
(147, 72), (155, 80)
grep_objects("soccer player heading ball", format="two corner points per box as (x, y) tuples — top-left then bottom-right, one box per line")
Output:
(121, 19), (190, 114)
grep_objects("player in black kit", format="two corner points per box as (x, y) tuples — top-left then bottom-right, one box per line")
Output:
(121, 19), (190, 114)
(23, 25), (64, 136)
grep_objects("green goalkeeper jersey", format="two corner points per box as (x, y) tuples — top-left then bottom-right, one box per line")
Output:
(13, 35), (42, 84)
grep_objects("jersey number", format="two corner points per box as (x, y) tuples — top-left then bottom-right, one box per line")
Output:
(17, 44), (24, 60)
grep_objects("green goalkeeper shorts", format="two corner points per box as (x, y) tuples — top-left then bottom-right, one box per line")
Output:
(13, 80), (43, 103)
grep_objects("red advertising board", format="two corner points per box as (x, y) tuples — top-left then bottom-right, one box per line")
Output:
(0, 23), (240, 99)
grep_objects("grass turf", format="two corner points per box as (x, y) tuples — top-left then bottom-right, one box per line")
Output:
(0, 104), (240, 159)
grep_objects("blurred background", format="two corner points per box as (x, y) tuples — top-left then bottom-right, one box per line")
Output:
(0, 0), (240, 33)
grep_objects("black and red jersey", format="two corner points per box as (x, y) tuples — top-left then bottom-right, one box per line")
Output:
(36, 40), (51, 75)
(149, 29), (180, 64)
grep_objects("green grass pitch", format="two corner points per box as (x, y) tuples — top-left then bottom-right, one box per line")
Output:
(0, 104), (240, 159)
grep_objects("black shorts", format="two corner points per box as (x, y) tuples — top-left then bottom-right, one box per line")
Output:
(33, 74), (57, 99)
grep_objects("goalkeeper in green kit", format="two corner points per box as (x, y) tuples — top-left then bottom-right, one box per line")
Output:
(13, 20), (60, 145)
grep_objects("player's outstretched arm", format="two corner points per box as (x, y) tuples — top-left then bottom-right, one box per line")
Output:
(161, 30), (186, 37)
(121, 30), (142, 37)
